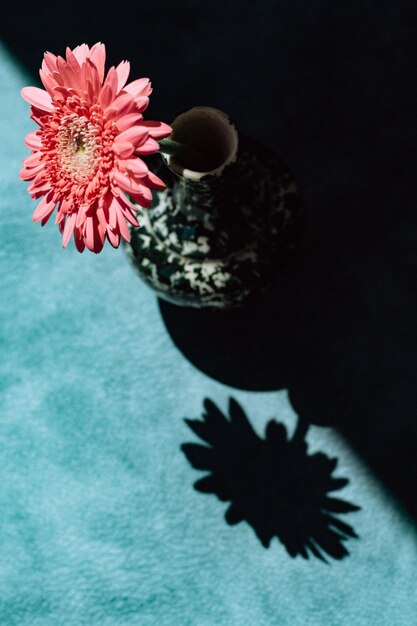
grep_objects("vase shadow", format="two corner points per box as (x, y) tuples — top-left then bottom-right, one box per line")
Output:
(182, 398), (360, 562)
(160, 217), (417, 522)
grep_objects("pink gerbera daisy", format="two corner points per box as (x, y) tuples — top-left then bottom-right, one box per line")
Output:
(20, 42), (172, 253)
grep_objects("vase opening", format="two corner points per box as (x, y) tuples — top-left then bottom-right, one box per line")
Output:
(166, 106), (238, 180)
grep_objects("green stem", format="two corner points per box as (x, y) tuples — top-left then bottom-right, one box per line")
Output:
(158, 138), (210, 172)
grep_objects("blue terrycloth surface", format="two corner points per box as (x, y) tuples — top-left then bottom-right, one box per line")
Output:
(1, 43), (417, 626)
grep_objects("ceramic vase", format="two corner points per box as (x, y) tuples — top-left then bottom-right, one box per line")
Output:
(124, 106), (301, 308)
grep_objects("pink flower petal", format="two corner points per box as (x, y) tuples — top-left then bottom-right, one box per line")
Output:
(118, 192), (142, 214)
(32, 195), (56, 222)
(55, 209), (65, 225)
(62, 213), (76, 247)
(113, 141), (135, 158)
(146, 171), (166, 190)
(96, 225), (106, 251)
(84, 216), (94, 250)
(129, 190), (153, 209)
(135, 137), (160, 155)
(21, 87), (54, 112)
(24, 131), (42, 150)
(108, 197), (118, 230)
(99, 66), (118, 106)
(56, 55), (82, 92)
(115, 113), (143, 132)
(85, 58), (101, 96)
(124, 77), (152, 98)
(134, 96), (150, 113)
(116, 203), (131, 243)
(118, 157), (148, 178)
(74, 229), (86, 252)
(106, 226), (120, 248)
(23, 151), (43, 168)
(115, 61), (130, 93)
(20, 161), (45, 181)
(106, 92), (136, 118)
(30, 182), (52, 199)
(72, 44), (90, 65)
(80, 62), (98, 99)
(39, 69), (58, 96)
(30, 107), (50, 127)
(41, 212), (54, 227)
(84, 78), (96, 103)
(76, 203), (89, 228)
(42, 52), (58, 73)
(141, 120), (172, 139)
(89, 42), (106, 84)
(125, 180), (153, 208)
(51, 86), (74, 101)
(55, 198), (71, 224)
(116, 125), (149, 146)
(50, 70), (64, 86)
(28, 172), (49, 193)
(96, 206), (108, 233)
(118, 202), (139, 227)
(65, 46), (81, 70)
(99, 84), (114, 110)
(134, 183), (153, 203)
(113, 170), (143, 194)
(83, 215), (104, 253)
(91, 216), (105, 253)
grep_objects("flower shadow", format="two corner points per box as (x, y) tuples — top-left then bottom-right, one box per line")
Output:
(160, 212), (417, 523)
(182, 398), (360, 563)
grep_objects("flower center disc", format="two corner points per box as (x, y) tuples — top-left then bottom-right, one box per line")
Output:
(58, 116), (100, 182)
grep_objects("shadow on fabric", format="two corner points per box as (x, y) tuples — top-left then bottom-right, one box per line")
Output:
(160, 212), (417, 522)
(182, 398), (360, 562)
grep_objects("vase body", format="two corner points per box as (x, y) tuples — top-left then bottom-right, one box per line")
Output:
(124, 107), (301, 309)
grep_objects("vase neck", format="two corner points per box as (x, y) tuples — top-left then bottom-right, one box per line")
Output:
(173, 172), (228, 221)
(164, 107), (238, 222)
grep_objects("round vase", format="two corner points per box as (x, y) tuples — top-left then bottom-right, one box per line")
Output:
(124, 106), (301, 309)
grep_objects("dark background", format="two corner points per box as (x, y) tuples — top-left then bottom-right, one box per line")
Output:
(3, 1), (417, 517)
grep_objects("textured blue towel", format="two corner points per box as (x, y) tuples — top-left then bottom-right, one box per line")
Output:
(0, 43), (416, 626)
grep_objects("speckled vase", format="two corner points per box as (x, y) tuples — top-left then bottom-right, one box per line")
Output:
(124, 106), (301, 309)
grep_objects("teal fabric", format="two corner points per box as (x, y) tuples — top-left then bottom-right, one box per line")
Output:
(1, 44), (416, 626)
